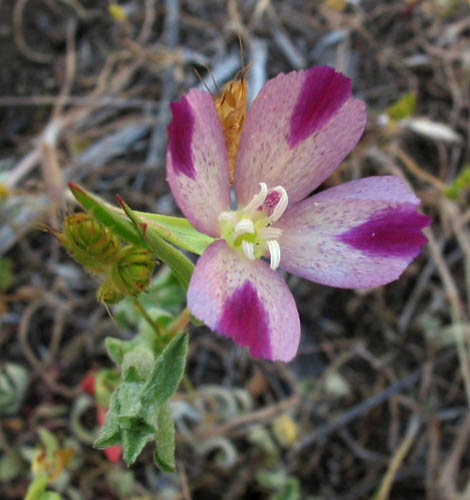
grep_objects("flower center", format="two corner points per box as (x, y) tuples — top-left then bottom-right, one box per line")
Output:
(218, 183), (288, 270)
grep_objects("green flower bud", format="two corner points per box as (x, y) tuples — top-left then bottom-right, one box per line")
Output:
(111, 246), (155, 296)
(97, 281), (125, 305)
(59, 213), (121, 273)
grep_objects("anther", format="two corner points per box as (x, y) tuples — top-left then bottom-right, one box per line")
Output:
(242, 240), (255, 260)
(218, 211), (237, 223)
(267, 240), (281, 270)
(234, 218), (255, 236)
(258, 227), (283, 240)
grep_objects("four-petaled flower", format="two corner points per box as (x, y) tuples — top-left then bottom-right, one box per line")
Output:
(166, 66), (431, 362)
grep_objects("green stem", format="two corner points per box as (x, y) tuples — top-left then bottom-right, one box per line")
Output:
(168, 307), (191, 336)
(132, 298), (164, 337)
(25, 474), (48, 500)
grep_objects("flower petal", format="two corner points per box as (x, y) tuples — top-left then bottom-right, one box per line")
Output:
(187, 240), (300, 361)
(166, 89), (230, 237)
(276, 176), (431, 288)
(234, 66), (366, 206)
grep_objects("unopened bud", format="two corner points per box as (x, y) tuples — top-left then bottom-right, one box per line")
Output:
(97, 281), (125, 305)
(111, 246), (155, 296)
(59, 213), (121, 273)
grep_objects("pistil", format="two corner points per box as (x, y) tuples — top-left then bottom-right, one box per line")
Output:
(218, 183), (288, 270)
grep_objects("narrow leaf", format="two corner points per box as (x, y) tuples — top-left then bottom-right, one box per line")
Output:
(105, 337), (125, 365)
(68, 183), (143, 246)
(94, 390), (122, 449)
(122, 428), (152, 467)
(385, 92), (416, 121)
(137, 212), (214, 255)
(40, 493), (62, 500)
(69, 182), (213, 255)
(141, 332), (188, 408)
(24, 474), (48, 500)
(153, 404), (175, 472)
(116, 379), (144, 421)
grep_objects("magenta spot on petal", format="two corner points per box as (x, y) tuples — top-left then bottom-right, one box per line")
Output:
(217, 281), (272, 359)
(168, 97), (195, 178)
(338, 204), (431, 259)
(288, 66), (351, 148)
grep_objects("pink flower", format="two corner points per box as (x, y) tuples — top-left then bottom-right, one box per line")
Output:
(166, 66), (430, 362)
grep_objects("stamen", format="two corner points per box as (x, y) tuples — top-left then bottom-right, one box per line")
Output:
(267, 240), (281, 270)
(242, 240), (255, 260)
(269, 187), (288, 222)
(218, 211), (237, 223)
(258, 227), (283, 240)
(234, 218), (255, 236)
(243, 182), (268, 214)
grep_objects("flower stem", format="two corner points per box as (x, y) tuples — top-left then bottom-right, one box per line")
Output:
(169, 307), (191, 335)
(132, 298), (164, 337)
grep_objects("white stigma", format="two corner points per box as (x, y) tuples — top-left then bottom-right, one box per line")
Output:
(258, 227), (283, 240)
(218, 211), (237, 223)
(234, 218), (255, 236)
(242, 240), (255, 260)
(267, 240), (281, 270)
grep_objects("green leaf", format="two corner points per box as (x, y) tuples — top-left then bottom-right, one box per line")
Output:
(0, 363), (29, 415)
(95, 333), (188, 470)
(25, 473), (48, 500)
(444, 165), (470, 200)
(105, 337), (125, 365)
(40, 493), (62, 500)
(94, 390), (122, 449)
(117, 196), (194, 290)
(153, 404), (176, 472)
(68, 183), (143, 246)
(122, 428), (152, 466)
(68, 182), (213, 255)
(117, 380), (144, 420)
(122, 345), (155, 380)
(137, 212), (214, 255)
(38, 428), (59, 463)
(272, 478), (300, 500)
(69, 183), (195, 289)
(0, 454), (24, 481)
(140, 332), (189, 409)
(385, 92), (416, 121)
(0, 257), (14, 291)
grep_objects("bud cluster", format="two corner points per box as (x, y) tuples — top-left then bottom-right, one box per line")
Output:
(59, 213), (155, 304)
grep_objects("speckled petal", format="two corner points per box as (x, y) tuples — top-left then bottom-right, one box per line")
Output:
(234, 66), (366, 206)
(187, 240), (300, 361)
(166, 89), (230, 237)
(276, 176), (431, 288)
